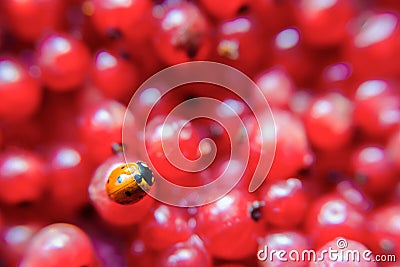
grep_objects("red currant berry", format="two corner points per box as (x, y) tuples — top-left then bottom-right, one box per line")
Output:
(353, 79), (400, 138)
(351, 145), (397, 196)
(259, 178), (308, 229)
(0, 149), (46, 204)
(305, 92), (353, 150)
(215, 16), (266, 74)
(0, 57), (41, 121)
(345, 10), (400, 78)
(37, 33), (91, 91)
(91, 49), (139, 101)
(367, 204), (400, 258)
(128, 238), (158, 267)
(152, 1), (211, 64)
(3, 0), (63, 42)
(294, 0), (356, 46)
(195, 189), (264, 260)
(78, 100), (129, 164)
(145, 115), (201, 185)
(156, 235), (212, 267)
(139, 204), (192, 251)
(0, 223), (41, 266)
(46, 143), (94, 216)
(19, 223), (97, 267)
(88, 0), (150, 40)
(306, 194), (366, 248)
(252, 67), (295, 109)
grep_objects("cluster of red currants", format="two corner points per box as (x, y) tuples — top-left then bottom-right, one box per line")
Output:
(0, 0), (400, 266)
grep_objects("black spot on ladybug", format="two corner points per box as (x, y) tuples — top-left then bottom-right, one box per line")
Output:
(107, 179), (110, 184)
(125, 191), (132, 197)
(137, 161), (154, 185)
(121, 165), (125, 169)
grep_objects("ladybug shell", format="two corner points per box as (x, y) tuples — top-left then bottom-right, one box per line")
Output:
(106, 162), (154, 205)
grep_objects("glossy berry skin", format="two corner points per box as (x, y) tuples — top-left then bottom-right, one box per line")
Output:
(304, 92), (353, 150)
(345, 11), (400, 78)
(88, 0), (150, 39)
(156, 235), (212, 267)
(353, 79), (400, 139)
(106, 161), (154, 205)
(351, 145), (397, 196)
(367, 204), (400, 259)
(19, 223), (97, 267)
(37, 33), (91, 91)
(152, 1), (211, 64)
(139, 204), (192, 251)
(259, 178), (308, 229)
(0, 57), (41, 122)
(3, 0), (63, 42)
(0, 149), (46, 204)
(294, 0), (356, 46)
(79, 100), (131, 164)
(195, 189), (263, 260)
(306, 194), (366, 248)
(311, 238), (378, 267)
(91, 49), (138, 101)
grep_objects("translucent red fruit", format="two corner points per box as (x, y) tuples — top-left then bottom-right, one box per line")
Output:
(138, 204), (192, 251)
(0, 57), (41, 121)
(88, 155), (154, 226)
(305, 194), (366, 248)
(46, 143), (94, 216)
(367, 204), (400, 258)
(156, 235), (212, 267)
(145, 115), (201, 185)
(91, 50), (139, 101)
(249, 109), (313, 182)
(0, 149), (46, 204)
(88, 0), (150, 40)
(345, 11), (400, 78)
(259, 178), (308, 229)
(305, 92), (353, 150)
(252, 67), (295, 109)
(19, 223), (97, 267)
(3, 0), (63, 42)
(351, 145), (397, 196)
(311, 237), (378, 267)
(0, 223), (41, 266)
(152, 1), (211, 64)
(78, 100), (130, 164)
(257, 231), (311, 267)
(215, 16), (266, 74)
(294, 0), (356, 46)
(195, 189), (263, 260)
(37, 33), (91, 91)
(353, 79), (400, 138)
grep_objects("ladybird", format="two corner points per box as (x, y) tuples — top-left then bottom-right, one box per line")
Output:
(106, 161), (154, 205)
